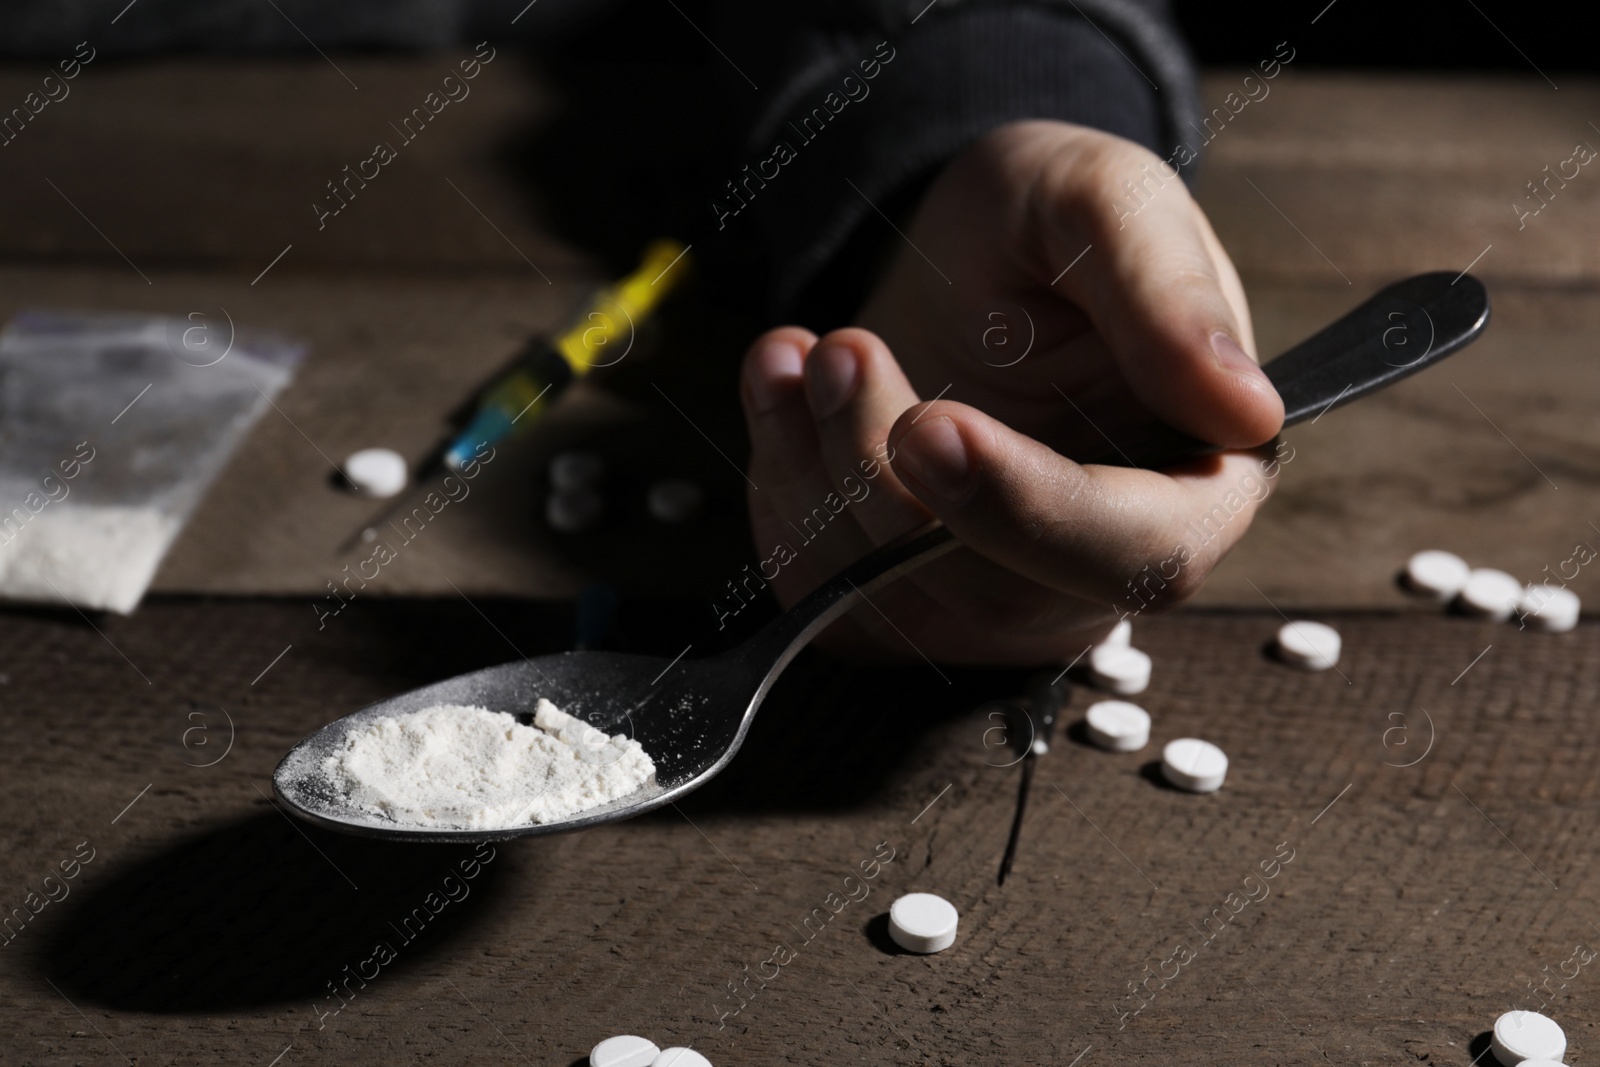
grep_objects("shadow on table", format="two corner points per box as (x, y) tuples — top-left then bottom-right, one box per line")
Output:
(651, 651), (1035, 816)
(38, 811), (525, 1013)
(862, 912), (911, 956)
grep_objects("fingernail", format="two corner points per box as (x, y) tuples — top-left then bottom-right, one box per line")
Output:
(894, 416), (976, 502)
(1210, 330), (1269, 382)
(805, 342), (860, 419)
(746, 339), (803, 414)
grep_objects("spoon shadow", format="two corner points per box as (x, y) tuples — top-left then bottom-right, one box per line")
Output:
(37, 811), (521, 1012)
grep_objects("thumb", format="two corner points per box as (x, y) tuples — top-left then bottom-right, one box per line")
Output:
(885, 397), (1276, 607)
(1037, 136), (1284, 449)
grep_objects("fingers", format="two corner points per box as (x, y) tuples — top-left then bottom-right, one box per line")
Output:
(740, 326), (819, 493)
(887, 397), (1278, 609)
(799, 328), (932, 542)
(739, 327), (881, 608)
(1192, 205), (1256, 358)
(1024, 125), (1284, 449)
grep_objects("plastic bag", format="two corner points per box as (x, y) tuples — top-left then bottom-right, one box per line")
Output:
(0, 310), (305, 613)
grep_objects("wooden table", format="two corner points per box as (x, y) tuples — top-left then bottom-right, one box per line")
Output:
(5, 602), (1596, 1064)
(0, 46), (1597, 1067)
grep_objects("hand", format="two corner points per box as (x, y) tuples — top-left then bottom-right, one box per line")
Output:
(738, 120), (1286, 664)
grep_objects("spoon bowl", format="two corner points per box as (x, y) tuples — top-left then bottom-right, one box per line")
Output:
(275, 651), (735, 844)
(274, 521), (960, 843)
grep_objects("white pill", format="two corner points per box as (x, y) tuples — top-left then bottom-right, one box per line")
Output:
(550, 449), (604, 491)
(1403, 549), (1471, 601)
(888, 892), (959, 954)
(1517, 1062), (1568, 1067)
(1275, 620), (1341, 671)
(546, 488), (603, 533)
(1084, 700), (1151, 753)
(342, 448), (408, 498)
(1161, 738), (1228, 793)
(652, 1049), (712, 1067)
(1457, 568), (1523, 621)
(1519, 584), (1580, 633)
(1096, 618), (1132, 650)
(1491, 1010), (1565, 1065)
(1089, 644), (1151, 695)
(647, 479), (704, 523)
(591, 1035), (660, 1067)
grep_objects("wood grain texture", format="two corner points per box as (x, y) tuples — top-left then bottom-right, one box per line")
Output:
(0, 52), (587, 276)
(1193, 71), (1600, 287)
(1196, 283), (1600, 609)
(2, 602), (1596, 1064)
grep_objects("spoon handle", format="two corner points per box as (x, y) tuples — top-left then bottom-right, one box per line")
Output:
(731, 271), (1491, 681)
(1080, 271), (1490, 468)
(729, 521), (959, 685)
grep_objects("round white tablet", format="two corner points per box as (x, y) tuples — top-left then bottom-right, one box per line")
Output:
(1457, 568), (1523, 621)
(1275, 620), (1341, 671)
(1516, 1061), (1568, 1067)
(652, 1048), (712, 1067)
(550, 450), (604, 491)
(888, 892), (959, 954)
(546, 488), (603, 533)
(1491, 1010), (1565, 1065)
(1162, 738), (1228, 793)
(342, 448), (408, 498)
(591, 1035), (660, 1067)
(1089, 644), (1151, 695)
(1096, 618), (1132, 651)
(647, 479), (704, 523)
(1084, 700), (1151, 752)
(1519, 584), (1580, 633)
(1403, 549), (1471, 601)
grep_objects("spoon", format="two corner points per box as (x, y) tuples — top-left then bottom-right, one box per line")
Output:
(274, 271), (1489, 842)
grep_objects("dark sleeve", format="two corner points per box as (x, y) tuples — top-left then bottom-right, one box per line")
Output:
(726, 0), (1201, 325)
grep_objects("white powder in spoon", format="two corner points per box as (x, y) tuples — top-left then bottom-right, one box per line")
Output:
(322, 699), (654, 829)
